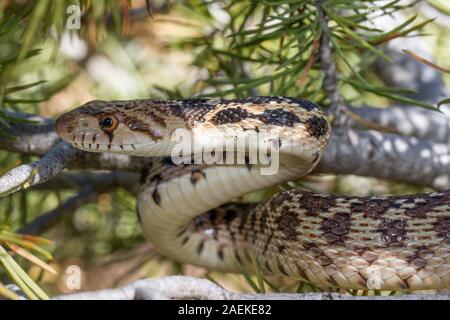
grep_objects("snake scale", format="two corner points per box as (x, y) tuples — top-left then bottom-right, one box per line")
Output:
(55, 96), (450, 291)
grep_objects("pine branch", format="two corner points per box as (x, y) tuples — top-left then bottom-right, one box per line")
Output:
(53, 276), (450, 300)
(31, 171), (139, 192)
(0, 141), (77, 198)
(0, 111), (59, 156)
(20, 171), (139, 235)
(315, 0), (347, 124)
(348, 105), (450, 143)
(316, 128), (450, 190)
(0, 138), (147, 199)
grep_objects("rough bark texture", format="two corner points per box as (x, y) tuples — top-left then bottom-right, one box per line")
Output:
(316, 128), (450, 190)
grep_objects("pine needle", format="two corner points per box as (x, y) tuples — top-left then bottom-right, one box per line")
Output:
(6, 243), (57, 275)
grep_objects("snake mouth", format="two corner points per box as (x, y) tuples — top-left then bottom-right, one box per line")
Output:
(71, 139), (137, 152)
(55, 113), (155, 155)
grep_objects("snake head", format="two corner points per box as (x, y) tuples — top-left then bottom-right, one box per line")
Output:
(56, 97), (331, 161)
(55, 100), (165, 154)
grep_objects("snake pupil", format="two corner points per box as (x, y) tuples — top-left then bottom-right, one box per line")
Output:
(98, 115), (118, 132)
(100, 118), (113, 128)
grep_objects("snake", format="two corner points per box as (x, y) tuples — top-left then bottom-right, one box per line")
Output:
(55, 96), (450, 291)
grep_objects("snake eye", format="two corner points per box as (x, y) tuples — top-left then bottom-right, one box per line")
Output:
(99, 115), (118, 132)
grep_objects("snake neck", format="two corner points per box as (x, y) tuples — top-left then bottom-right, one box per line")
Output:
(137, 156), (313, 272)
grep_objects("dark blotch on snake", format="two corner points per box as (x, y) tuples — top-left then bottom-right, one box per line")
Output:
(300, 192), (336, 217)
(213, 107), (249, 125)
(224, 210), (238, 223)
(148, 111), (167, 127)
(350, 199), (391, 219)
(265, 261), (273, 273)
(217, 248), (224, 260)
(176, 227), (187, 238)
(244, 155), (252, 171)
(209, 209), (218, 224)
(127, 118), (163, 140)
(376, 218), (409, 247)
(294, 265), (309, 282)
(190, 169), (206, 185)
(139, 163), (153, 184)
(274, 208), (299, 241)
(253, 108), (301, 127)
(127, 119), (150, 131)
(169, 100), (214, 126)
(433, 217), (450, 241)
(278, 262), (289, 276)
(152, 188), (161, 206)
(106, 132), (114, 146)
(162, 157), (176, 166)
(305, 115), (328, 138)
(136, 203), (143, 224)
(196, 240), (205, 255)
(320, 212), (351, 245)
(235, 251), (244, 265)
(262, 233), (274, 255)
(219, 96), (318, 111)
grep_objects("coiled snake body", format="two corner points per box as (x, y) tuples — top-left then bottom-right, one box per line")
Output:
(55, 96), (450, 291)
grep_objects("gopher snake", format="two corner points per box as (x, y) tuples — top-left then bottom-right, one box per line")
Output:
(55, 96), (450, 291)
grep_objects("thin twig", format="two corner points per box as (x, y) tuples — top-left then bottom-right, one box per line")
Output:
(297, 38), (319, 86)
(20, 171), (140, 235)
(31, 171), (139, 192)
(19, 186), (98, 235)
(53, 275), (450, 300)
(315, 0), (347, 124)
(402, 49), (450, 74)
(0, 141), (77, 198)
(370, 11), (450, 110)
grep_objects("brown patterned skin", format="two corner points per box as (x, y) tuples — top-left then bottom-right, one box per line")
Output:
(247, 191), (450, 290)
(55, 96), (450, 291)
